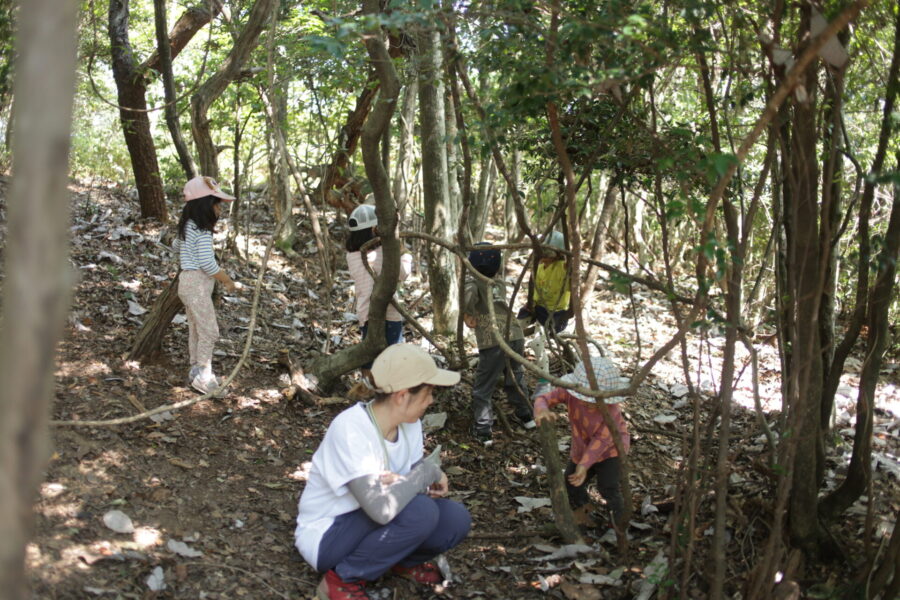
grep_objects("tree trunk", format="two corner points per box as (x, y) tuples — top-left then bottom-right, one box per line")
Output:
(820, 9), (900, 517)
(820, 178), (900, 518)
(818, 45), (847, 435)
(537, 420), (584, 544)
(109, 0), (167, 221)
(392, 76), (418, 212)
(190, 0), (277, 179)
(128, 275), (183, 362)
(309, 0), (401, 390)
(0, 1), (78, 596)
(269, 91), (296, 252)
(263, 7), (296, 253)
(417, 24), (458, 335)
(786, 7), (824, 551)
(152, 0), (195, 179)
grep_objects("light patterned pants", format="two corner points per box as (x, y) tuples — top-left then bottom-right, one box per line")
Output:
(178, 270), (219, 370)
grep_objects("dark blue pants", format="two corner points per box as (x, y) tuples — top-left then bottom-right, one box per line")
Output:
(360, 320), (404, 369)
(316, 495), (471, 583)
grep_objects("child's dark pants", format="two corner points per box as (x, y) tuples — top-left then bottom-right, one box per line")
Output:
(472, 338), (532, 433)
(565, 457), (624, 524)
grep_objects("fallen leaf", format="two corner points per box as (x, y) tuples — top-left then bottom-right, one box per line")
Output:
(146, 566), (166, 591)
(102, 510), (134, 534)
(166, 539), (203, 558)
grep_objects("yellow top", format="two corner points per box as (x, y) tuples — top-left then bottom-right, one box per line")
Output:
(534, 259), (570, 312)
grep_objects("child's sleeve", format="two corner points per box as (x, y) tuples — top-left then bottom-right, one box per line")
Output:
(399, 252), (413, 282)
(533, 387), (567, 415)
(463, 279), (479, 315)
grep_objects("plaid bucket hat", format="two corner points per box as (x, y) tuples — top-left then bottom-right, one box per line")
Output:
(560, 354), (629, 403)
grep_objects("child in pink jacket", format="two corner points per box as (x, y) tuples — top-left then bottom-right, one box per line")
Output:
(533, 355), (630, 527)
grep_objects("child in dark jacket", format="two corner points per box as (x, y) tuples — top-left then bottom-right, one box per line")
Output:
(463, 244), (535, 446)
(533, 355), (630, 527)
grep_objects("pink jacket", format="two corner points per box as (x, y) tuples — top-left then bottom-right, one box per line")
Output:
(534, 388), (630, 468)
(347, 247), (412, 324)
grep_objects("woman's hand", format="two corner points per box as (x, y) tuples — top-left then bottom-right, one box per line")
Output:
(427, 472), (449, 498)
(567, 465), (588, 487)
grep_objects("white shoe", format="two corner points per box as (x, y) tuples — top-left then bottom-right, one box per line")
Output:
(522, 419), (537, 430)
(190, 375), (221, 395)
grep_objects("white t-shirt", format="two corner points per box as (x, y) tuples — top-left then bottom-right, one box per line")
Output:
(294, 402), (424, 569)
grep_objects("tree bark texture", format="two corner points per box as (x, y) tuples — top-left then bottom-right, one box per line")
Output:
(309, 0), (401, 389)
(819, 4), (900, 521)
(153, 0), (196, 179)
(0, 0), (78, 595)
(109, 0), (167, 221)
(417, 25), (458, 335)
(190, 0), (277, 179)
(128, 274), (183, 362)
(786, 7), (825, 551)
(391, 76), (418, 212)
(537, 420), (584, 545)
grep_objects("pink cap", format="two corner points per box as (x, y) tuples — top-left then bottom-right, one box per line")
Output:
(183, 176), (235, 202)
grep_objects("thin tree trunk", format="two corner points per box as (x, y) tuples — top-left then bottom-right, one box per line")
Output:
(580, 176), (617, 308)
(417, 24), (458, 335)
(190, 0), (277, 179)
(152, 0), (195, 179)
(820, 12), (900, 515)
(786, 5), (825, 551)
(0, 0), (78, 595)
(817, 54), (847, 435)
(392, 77), (418, 211)
(263, 2), (296, 254)
(309, 0), (401, 390)
(109, 0), (167, 221)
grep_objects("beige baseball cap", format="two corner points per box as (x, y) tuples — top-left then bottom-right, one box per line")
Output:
(371, 343), (460, 393)
(183, 175), (235, 202)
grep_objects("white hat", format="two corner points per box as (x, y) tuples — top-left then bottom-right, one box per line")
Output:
(183, 175), (235, 202)
(371, 344), (460, 393)
(560, 355), (629, 403)
(547, 230), (565, 250)
(348, 204), (377, 231)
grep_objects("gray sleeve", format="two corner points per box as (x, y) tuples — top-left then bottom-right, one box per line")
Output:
(347, 461), (442, 525)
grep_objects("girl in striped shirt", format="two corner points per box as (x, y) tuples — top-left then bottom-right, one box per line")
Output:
(174, 176), (240, 394)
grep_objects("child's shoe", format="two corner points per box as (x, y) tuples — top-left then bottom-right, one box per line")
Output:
(390, 562), (443, 585)
(316, 569), (372, 599)
(473, 429), (493, 447)
(190, 374), (222, 395)
(513, 413), (537, 430)
(186, 365), (201, 386)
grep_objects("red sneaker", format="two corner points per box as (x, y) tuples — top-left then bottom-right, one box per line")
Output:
(316, 570), (371, 599)
(390, 562), (443, 585)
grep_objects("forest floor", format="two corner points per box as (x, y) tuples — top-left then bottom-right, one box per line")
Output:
(12, 177), (900, 599)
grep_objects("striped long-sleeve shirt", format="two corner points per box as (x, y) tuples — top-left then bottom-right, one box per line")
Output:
(173, 220), (219, 276)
